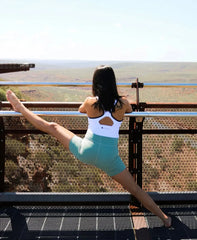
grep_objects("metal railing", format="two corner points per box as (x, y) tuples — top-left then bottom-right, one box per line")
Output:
(1, 81), (197, 87)
(0, 110), (197, 117)
(0, 81), (197, 204)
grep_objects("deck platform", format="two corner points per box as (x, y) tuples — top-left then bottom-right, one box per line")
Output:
(0, 204), (196, 240)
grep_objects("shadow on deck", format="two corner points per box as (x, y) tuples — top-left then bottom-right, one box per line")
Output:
(0, 202), (197, 240)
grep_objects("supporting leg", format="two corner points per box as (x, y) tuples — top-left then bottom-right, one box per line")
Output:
(112, 169), (171, 227)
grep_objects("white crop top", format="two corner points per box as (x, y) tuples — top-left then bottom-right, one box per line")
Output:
(88, 111), (122, 138)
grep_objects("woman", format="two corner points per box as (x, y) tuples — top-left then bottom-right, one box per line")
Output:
(6, 65), (171, 227)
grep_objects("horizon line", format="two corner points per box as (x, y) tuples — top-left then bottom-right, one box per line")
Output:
(1, 58), (197, 63)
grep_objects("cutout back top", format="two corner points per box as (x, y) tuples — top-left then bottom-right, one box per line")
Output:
(88, 111), (122, 138)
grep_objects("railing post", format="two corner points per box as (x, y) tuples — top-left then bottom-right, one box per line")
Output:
(129, 100), (145, 191)
(129, 116), (144, 188)
(0, 104), (5, 192)
(130, 80), (145, 190)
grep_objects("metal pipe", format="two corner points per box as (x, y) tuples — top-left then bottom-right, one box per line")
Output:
(143, 83), (197, 88)
(1, 101), (82, 108)
(0, 111), (197, 117)
(1, 101), (197, 109)
(0, 192), (131, 204)
(0, 81), (131, 87)
(1, 82), (197, 87)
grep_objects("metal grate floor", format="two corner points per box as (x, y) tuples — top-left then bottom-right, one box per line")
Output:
(143, 204), (197, 240)
(0, 205), (135, 240)
(0, 204), (197, 240)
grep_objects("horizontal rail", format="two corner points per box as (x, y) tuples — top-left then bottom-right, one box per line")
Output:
(1, 101), (83, 108)
(0, 81), (130, 87)
(0, 81), (197, 88)
(0, 192), (131, 204)
(143, 83), (197, 88)
(1, 101), (197, 109)
(0, 111), (197, 117)
(142, 102), (197, 108)
(0, 192), (196, 204)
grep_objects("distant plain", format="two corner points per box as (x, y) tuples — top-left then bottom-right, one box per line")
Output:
(1, 60), (197, 103)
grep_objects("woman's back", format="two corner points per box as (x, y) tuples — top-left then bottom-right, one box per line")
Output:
(79, 96), (131, 120)
(79, 96), (132, 138)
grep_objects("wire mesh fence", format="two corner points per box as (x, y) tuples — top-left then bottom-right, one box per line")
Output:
(1, 105), (197, 193)
(3, 107), (129, 193)
(142, 106), (197, 192)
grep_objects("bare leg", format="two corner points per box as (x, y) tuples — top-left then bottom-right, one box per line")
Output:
(112, 169), (171, 227)
(6, 90), (74, 150)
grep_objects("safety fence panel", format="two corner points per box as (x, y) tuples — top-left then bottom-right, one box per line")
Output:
(142, 108), (197, 192)
(3, 107), (129, 193)
(1, 104), (197, 194)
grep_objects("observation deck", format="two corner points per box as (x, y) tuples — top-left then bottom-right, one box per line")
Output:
(0, 63), (35, 74)
(0, 70), (196, 239)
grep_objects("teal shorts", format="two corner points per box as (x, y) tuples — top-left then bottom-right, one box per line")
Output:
(69, 130), (126, 176)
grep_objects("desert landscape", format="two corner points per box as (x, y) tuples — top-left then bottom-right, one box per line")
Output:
(0, 60), (196, 193)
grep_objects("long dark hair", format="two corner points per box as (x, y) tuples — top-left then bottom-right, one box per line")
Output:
(92, 65), (122, 112)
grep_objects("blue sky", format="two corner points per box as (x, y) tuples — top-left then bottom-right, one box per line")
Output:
(1, 0), (197, 61)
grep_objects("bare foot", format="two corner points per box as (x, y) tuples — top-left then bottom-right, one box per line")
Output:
(6, 90), (23, 112)
(164, 216), (172, 228)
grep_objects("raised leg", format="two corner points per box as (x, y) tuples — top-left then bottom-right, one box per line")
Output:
(6, 90), (74, 150)
(112, 169), (171, 227)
